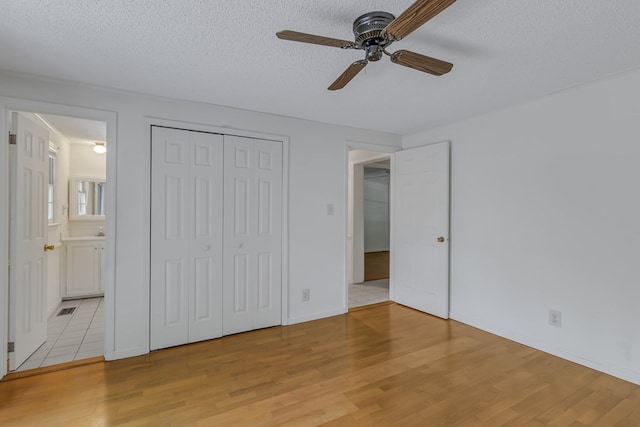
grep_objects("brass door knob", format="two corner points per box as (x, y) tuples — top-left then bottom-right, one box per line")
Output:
(44, 244), (55, 251)
(436, 236), (445, 243)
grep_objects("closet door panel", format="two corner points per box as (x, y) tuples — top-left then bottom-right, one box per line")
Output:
(233, 254), (250, 313)
(151, 127), (191, 350)
(223, 137), (255, 334)
(223, 136), (282, 335)
(151, 127), (223, 349)
(257, 252), (273, 310)
(253, 140), (282, 329)
(164, 175), (185, 239)
(164, 259), (185, 325)
(188, 131), (224, 342)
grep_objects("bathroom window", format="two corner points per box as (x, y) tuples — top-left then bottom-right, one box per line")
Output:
(95, 182), (106, 215)
(77, 181), (88, 216)
(48, 150), (57, 223)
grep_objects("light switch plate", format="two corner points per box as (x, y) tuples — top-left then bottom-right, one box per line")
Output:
(327, 203), (334, 216)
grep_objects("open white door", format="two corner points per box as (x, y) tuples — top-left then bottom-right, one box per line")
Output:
(9, 112), (49, 369)
(392, 142), (450, 318)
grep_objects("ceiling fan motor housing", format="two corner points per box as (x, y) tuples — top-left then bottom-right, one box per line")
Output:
(353, 11), (395, 61)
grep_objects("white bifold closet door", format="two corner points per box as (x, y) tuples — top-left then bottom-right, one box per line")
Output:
(223, 135), (282, 335)
(150, 127), (224, 350)
(150, 127), (282, 350)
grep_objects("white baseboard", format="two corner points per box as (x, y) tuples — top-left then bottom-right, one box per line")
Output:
(450, 311), (640, 386)
(105, 346), (148, 361)
(47, 299), (62, 319)
(287, 307), (346, 325)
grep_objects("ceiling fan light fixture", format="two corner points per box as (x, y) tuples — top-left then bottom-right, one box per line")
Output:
(365, 44), (384, 61)
(93, 141), (107, 154)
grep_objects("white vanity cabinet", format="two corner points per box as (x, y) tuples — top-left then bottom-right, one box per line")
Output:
(63, 237), (105, 298)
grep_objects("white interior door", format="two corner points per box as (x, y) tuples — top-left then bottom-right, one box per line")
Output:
(223, 135), (282, 335)
(392, 142), (450, 318)
(9, 112), (49, 370)
(150, 127), (224, 350)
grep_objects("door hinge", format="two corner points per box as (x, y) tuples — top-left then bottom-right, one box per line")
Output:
(9, 132), (16, 145)
(8, 342), (15, 353)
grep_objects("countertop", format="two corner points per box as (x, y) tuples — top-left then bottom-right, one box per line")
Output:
(61, 236), (106, 242)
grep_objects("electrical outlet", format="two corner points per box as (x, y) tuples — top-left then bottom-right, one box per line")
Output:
(549, 309), (562, 327)
(302, 288), (310, 302)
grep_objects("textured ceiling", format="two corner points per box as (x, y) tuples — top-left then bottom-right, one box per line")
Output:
(2, 1), (640, 135)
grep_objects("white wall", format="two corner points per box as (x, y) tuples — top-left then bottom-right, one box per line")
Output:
(46, 130), (70, 316)
(69, 143), (107, 177)
(363, 169), (390, 253)
(404, 67), (640, 385)
(56, 134), (71, 240)
(351, 164), (364, 284)
(0, 71), (402, 362)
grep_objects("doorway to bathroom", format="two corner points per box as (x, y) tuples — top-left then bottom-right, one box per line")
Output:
(6, 111), (108, 372)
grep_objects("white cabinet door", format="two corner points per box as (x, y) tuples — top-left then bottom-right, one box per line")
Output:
(223, 135), (282, 335)
(150, 127), (224, 350)
(65, 241), (102, 298)
(392, 142), (450, 318)
(9, 112), (49, 370)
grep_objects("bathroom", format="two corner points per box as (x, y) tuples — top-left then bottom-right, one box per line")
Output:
(9, 111), (107, 371)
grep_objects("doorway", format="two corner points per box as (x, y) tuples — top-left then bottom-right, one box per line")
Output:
(6, 111), (108, 372)
(363, 161), (391, 282)
(348, 148), (393, 309)
(346, 142), (451, 318)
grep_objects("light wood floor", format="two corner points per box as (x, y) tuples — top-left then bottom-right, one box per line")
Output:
(1, 303), (639, 426)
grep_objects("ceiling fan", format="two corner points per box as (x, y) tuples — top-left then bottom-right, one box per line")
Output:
(276, 0), (456, 90)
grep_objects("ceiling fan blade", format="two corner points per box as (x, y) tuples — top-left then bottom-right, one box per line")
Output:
(384, 0), (456, 41)
(276, 30), (356, 49)
(390, 50), (453, 75)
(328, 60), (368, 90)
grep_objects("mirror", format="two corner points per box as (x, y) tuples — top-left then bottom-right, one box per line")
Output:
(69, 176), (106, 221)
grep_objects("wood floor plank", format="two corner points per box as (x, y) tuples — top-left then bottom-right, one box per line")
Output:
(1, 303), (639, 426)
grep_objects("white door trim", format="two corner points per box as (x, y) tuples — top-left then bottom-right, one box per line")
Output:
(0, 97), (117, 379)
(144, 118), (290, 348)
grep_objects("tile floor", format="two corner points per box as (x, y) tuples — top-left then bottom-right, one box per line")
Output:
(348, 278), (389, 308)
(15, 297), (104, 371)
